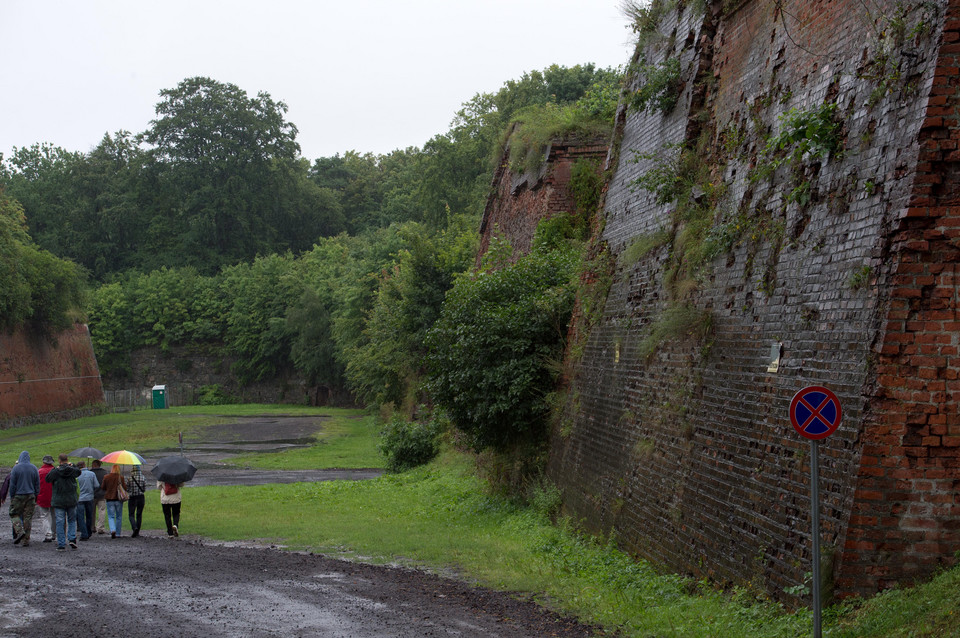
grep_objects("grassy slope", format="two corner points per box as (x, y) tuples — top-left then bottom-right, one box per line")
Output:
(1, 405), (956, 637)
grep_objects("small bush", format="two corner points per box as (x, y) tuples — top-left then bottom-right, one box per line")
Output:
(196, 384), (237, 405)
(378, 414), (443, 472)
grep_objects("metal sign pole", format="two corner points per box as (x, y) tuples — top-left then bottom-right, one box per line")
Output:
(811, 439), (822, 638)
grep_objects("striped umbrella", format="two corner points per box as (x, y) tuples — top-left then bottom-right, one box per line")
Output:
(100, 450), (145, 465)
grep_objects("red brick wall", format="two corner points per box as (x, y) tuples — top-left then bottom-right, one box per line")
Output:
(0, 324), (104, 424)
(478, 139), (609, 263)
(839, 3), (960, 595)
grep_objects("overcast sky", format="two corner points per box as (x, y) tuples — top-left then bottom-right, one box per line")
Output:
(0, 1), (636, 162)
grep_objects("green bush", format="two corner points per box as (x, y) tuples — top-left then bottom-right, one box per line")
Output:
(378, 413), (443, 472)
(426, 244), (580, 451)
(196, 384), (237, 406)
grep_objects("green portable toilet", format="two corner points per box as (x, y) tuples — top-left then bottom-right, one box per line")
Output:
(152, 384), (168, 409)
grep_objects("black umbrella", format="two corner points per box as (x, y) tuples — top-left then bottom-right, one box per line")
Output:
(150, 456), (197, 484)
(68, 447), (104, 459)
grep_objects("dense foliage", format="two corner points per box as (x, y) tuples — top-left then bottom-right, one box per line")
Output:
(426, 221), (582, 451)
(2, 63), (618, 457)
(0, 189), (86, 333)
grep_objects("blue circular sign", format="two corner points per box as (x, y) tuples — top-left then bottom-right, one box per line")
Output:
(790, 386), (842, 440)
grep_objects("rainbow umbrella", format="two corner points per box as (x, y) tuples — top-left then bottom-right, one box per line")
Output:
(100, 450), (145, 465)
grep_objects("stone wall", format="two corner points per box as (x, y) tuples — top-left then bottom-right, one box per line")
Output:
(536, 0), (958, 601)
(0, 324), (104, 425)
(102, 346), (354, 407)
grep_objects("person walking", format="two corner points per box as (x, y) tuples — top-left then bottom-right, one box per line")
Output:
(45, 454), (82, 551)
(100, 464), (127, 538)
(1, 469), (14, 539)
(34, 455), (56, 543)
(90, 459), (108, 535)
(75, 461), (99, 541)
(7, 451), (40, 547)
(127, 466), (146, 538)
(158, 480), (183, 537)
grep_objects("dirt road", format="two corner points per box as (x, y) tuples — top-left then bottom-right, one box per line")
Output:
(0, 415), (602, 637)
(0, 533), (597, 637)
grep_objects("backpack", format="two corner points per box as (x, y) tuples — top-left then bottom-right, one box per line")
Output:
(163, 483), (179, 495)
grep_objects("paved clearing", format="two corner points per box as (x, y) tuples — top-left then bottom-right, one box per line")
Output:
(0, 415), (601, 637)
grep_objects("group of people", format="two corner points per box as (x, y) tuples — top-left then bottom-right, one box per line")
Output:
(0, 450), (184, 550)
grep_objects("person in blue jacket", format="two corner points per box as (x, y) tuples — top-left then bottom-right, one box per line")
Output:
(75, 461), (100, 541)
(8, 451), (40, 547)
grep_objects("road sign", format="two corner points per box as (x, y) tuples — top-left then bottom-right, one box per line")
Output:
(788, 385), (842, 638)
(790, 386), (842, 440)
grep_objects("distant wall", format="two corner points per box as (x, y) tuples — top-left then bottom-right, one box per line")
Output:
(102, 346), (355, 407)
(478, 138), (609, 264)
(0, 324), (104, 426)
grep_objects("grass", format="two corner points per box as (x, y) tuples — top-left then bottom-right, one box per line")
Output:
(3, 405), (958, 637)
(0, 405), (383, 470)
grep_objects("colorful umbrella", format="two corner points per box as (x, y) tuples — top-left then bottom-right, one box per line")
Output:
(100, 450), (145, 465)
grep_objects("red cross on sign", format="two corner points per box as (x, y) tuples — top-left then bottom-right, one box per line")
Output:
(790, 386), (842, 440)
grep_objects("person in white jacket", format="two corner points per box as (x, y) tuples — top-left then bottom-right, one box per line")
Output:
(157, 481), (183, 537)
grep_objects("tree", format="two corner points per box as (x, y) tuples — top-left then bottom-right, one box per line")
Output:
(142, 77), (342, 271)
(425, 243), (580, 451)
(344, 218), (478, 409)
(0, 189), (86, 334)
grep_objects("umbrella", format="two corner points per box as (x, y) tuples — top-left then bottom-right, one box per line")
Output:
(100, 450), (145, 465)
(150, 456), (197, 484)
(68, 447), (104, 459)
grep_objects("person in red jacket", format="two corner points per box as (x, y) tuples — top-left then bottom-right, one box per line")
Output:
(34, 455), (56, 543)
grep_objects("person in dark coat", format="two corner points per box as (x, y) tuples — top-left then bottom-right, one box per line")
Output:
(8, 451), (40, 547)
(45, 454), (82, 550)
(1, 471), (14, 540)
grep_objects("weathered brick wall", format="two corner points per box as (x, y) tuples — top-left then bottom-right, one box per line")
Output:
(478, 138), (609, 264)
(0, 324), (104, 424)
(840, 3), (960, 595)
(545, 0), (956, 600)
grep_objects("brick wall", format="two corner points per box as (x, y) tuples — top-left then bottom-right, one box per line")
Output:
(542, 0), (958, 601)
(0, 324), (104, 424)
(839, 2), (960, 595)
(478, 137), (609, 264)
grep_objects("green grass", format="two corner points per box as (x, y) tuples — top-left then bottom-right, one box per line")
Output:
(0, 405), (382, 470)
(3, 406), (958, 637)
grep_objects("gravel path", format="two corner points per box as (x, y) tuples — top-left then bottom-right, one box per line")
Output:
(0, 533), (599, 637)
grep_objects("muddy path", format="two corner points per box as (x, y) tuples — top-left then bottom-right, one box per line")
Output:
(0, 415), (604, 637)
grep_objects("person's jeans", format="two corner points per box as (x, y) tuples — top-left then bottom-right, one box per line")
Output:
(106, 500), (124, 535)
(162, 502), (181, 535)
(53, 506), (77, 548)
(127, 494), (145, 533)
(76, 500), (95, 538)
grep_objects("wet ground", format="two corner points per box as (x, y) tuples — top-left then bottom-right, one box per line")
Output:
(0, 415), (603, 637)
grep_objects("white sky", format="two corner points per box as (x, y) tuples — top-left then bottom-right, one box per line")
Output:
(0, 1), (636, 161)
